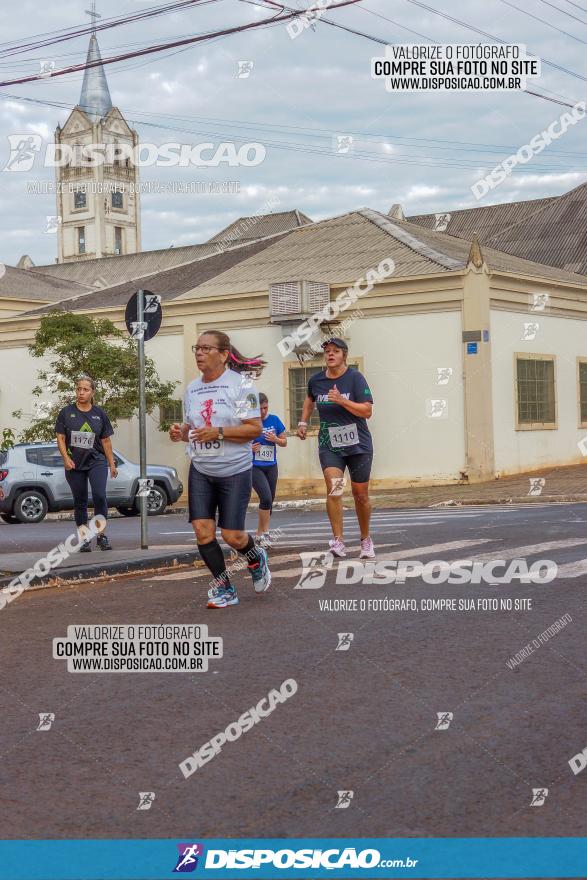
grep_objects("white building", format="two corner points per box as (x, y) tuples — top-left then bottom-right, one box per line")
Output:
(1, 32), (587, 494)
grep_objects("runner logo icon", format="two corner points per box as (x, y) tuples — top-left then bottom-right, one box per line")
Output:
(36, 712), (55, 731)
(435, 712), (453, 730)
(173, 843), (204, 872)
(295, 551), (335, 589)
(530, 788), (549, 806)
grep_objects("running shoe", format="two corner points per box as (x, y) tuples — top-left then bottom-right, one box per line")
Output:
(79, 541), (92, 553)
(359, 536), (375, 559)
(329, 537), (347, 558)
(254, 533), (273, 551)
(97, 534), (112, 551)
(207, 584), (239, 608)
(248, 546), (271, 593)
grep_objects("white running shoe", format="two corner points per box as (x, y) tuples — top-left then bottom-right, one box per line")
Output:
(329, 537), (347, 558)
(360, 536), (375, 559)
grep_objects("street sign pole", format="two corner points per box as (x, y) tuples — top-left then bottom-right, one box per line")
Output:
(137, 289), (148, 550)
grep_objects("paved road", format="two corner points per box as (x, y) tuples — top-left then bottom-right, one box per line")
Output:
(1, 503), (585, 844)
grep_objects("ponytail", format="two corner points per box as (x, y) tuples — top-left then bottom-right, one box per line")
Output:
(201, 330), (266, 376)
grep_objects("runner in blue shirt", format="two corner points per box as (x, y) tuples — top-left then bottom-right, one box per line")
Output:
(297, 338), (375, 559)
(251, 393), (287, 542)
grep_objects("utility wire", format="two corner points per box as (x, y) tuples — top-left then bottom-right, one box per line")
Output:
(0, 0), (363, 86)
(498, 0), (587, 44)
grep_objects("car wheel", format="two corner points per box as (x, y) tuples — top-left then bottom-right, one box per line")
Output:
(116, 506), (139, 517)
(134, 484), (168, 516)
(14, 491), (48, 524)
(0, 513), (18, 524)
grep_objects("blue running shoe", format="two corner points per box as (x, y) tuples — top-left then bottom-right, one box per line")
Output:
(248, 546), (271, 593)
(207, 584), (239, 608)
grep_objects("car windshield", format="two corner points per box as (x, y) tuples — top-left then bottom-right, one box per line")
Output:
(0, 450), (8, 465)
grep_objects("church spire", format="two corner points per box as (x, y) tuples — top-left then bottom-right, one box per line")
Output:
(79, 4), (112, 122)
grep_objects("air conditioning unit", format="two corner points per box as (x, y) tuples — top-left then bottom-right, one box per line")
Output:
(269, 280), (330, 323)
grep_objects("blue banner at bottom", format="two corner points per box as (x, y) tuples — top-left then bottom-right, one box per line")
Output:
(1, 838), (586, 879)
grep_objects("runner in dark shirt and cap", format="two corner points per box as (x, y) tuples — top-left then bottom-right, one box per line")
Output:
(297, 338), (375, 559)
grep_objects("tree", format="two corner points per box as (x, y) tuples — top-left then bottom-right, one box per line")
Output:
(13, 311), (179, 442)
(1, 427), (15, 450)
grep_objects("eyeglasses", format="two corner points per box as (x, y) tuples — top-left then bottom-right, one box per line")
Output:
(192, 344), (220, 354)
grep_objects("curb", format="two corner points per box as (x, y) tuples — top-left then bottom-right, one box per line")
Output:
(0, 549), (200, 590)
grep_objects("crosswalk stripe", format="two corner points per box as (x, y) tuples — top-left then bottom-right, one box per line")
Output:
(451, 538), (587, 563)
(552, 559), (587, 579)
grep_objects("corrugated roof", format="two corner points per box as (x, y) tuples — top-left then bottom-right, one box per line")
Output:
(408, 194), (557, 242)
(16, 203), (587, 318)
(0, 265), (92, 302)
(207, 209), (313, 243)
(23, 235), (290, 316)
(180, 211), (442, 298)
(179, 209), (587, 300)
(407, 183), (587, 275)
(485, 182), (587, 274)
(29, 242), (224, 289)
(394, 214), (587, 283)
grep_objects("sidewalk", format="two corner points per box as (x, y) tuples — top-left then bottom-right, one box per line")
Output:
(272, 461), (587, 509)
(365, 462), (587, 508)
(0, 547), (199, 590)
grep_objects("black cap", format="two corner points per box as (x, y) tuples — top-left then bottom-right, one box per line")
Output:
(321, 337), (348, 352)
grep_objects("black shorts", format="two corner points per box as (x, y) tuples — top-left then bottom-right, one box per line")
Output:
(188, 464), (252, 530)
(318, 450), (373, 483)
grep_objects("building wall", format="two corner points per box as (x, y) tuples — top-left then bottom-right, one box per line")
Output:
(491, 309), (587, 474)
(225, 311), (466, 488)
(0, 310), (466, 492)
(0, 342), (46, 435)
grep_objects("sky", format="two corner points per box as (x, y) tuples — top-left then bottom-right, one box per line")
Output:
(0, 0), (585, 266)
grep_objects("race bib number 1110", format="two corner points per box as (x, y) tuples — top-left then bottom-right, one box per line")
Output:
(328, 424), (359, 448)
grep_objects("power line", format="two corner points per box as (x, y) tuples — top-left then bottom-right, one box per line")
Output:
(5, 91), (586, 157)
(2, 92), (584, 173)
(498, 0), (587, 44)
(0, 0), (363, 86)
(399, 0), (587, 83)
(0, 0), (222, 58)
(535, 0), (587, 26)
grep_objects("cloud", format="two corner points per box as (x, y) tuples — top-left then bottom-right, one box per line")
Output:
(0, 0), (585, 265)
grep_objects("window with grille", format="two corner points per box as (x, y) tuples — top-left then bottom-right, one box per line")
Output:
(579, 361), (587, 424)
(288, 365), (322, 430)
(269, 282), (302, 316)
(77, 226), (86, 254)
(516, 357), (555, 426)
(73, 190), (86, 209)
(288, 362), (359, 431)
(114, 226), (123, 255)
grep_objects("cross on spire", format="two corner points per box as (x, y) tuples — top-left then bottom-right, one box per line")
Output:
(85, 0), (101, 33)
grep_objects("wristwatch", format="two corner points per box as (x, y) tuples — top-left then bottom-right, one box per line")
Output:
(217, 426), (224, 441)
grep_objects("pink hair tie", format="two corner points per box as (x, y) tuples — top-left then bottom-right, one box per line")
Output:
(230, 352), (259, 365)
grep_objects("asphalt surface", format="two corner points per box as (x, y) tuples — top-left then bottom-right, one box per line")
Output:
(1, 503), (585, 850)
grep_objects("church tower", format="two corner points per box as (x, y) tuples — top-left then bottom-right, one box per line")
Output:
(55, 14), (141, 263)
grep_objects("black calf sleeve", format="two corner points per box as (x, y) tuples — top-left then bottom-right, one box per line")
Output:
(197, 540), (229, 587)
(237, 534), (261, 567)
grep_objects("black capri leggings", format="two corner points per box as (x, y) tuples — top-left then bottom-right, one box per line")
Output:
(65, 464), (109, 527)
(252, 464), (279, 511)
